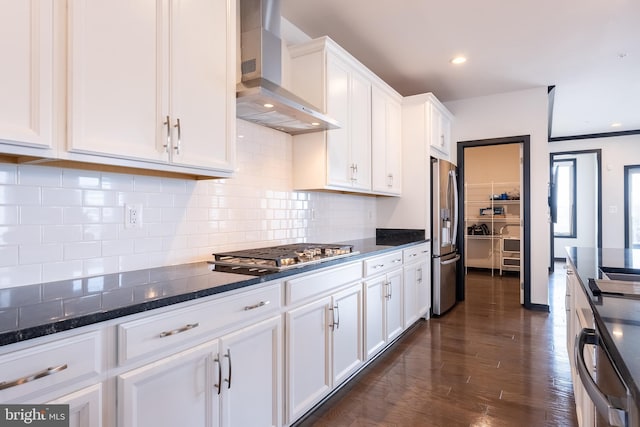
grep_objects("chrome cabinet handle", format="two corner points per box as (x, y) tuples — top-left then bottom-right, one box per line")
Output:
(173, 118), (181, 155)
(372, 264), (385, 269)
(387, 174), (393, 187)
(159, 322), (199, 338)
(334, 304), (340, 330)
(408, 253), (418, 258)
(417, 267), (423, 284)
(388, 281), (392, 299)
(214, 354), (221, 395)
(0, 364), (68, 390)
(392, 258), (402, 264)
(244, 300), (269, 311)
(575, 328), (627, 427)
(163, 115), (171, 153)
(224, 349), (232, 389)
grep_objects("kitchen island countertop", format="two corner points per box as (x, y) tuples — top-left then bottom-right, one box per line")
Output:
(0, 236), (428, 346)
(566, 246), (640, 408)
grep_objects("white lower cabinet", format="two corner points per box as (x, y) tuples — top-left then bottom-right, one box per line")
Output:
(218, 316), (282, 427)
(286, 282), (363, 424)
(403, 244), (431, 327)
(48, 383), (103, 427)
(118, 340), (218, 427)
(364, 268), (403, 359)
(118, 315), (281, 427)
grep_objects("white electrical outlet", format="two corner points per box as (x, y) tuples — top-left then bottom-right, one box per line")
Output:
(125, 204), (143, 228)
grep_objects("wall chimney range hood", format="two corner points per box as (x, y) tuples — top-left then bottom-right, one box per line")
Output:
(237, 0), (340, 135)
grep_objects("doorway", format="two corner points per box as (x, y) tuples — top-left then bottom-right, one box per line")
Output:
(549, 150), (602, 266)
(457, 135), (533, 309)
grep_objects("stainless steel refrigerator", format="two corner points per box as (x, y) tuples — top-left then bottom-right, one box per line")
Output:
(431, 157), (460, 315)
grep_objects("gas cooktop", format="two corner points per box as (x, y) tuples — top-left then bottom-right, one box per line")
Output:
(209, 243), (358, 275)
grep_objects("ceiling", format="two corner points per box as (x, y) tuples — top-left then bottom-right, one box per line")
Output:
(281, 0), (640, 139)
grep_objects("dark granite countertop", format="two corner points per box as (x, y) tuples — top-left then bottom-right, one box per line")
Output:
(566, 247), (640, 407)
(0, 234), (428, 347)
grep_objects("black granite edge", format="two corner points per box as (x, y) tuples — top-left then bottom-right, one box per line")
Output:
(0, 240), (429, 347)
(566, 248), (640, 404)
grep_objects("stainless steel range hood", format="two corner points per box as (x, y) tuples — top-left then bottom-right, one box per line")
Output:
(237, 0), (340, 135)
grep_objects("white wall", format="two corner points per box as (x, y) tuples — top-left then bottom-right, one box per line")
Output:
(0, 119), (376, 289)
(550, 134), (640, 248)
(444, 87), (550, 307)
(553, 153), (597, 256)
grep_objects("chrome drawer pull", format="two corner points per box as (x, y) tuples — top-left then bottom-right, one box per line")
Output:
(372, 264), (385, 269)
(224, 349), (232, 389)
(214, 354), (222, 395)
(0, 364), (68, 390)
(159, 322), (199, 338)
(244, 300), (270, 311)
(392, 258), (402, 263)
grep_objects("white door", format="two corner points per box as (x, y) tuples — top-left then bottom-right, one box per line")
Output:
(286, 296), (332, 423)
(364, 276), (386, 359)
(48, 384), (103, 427)
(68, 0), (168, 162)
(348, 68), (372, 191)
(385, 269), (404, 342)
(220, 316), (281, 427)
(168, 0), (234, 171)
(0, 0), (54, 152)
(326, 54), (351, 188)
(331, 284), (364, 386)
(118, 341), (219, 427)
(416, 258), (431, 319)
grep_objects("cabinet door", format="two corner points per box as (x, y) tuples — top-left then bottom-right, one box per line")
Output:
(404, 259), (430, 328)
(0, 0), (54, 153)
(118, 341), (218, 427)
(48, 383), (103, 427)
(428, 101), (451, 157)
(348, 68), (371, 191)
(169, 0), (234, 171)
(364, 276), (386, 359)
(68, 0), (168, 162)
(286, 296), (332, 423)
(326, 54), (351, 188)
(220, 316), (281, 427)
(385, 268), (404, 342)
(331, 284), (364, 386)
(371, 86), (401, 195)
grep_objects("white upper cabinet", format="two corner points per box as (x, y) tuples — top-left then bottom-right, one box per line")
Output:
(0, 0), (55, 156)
(290, 37), (377, 194)
(66, 0), (235, 177)
(371, 84), (402, 195)
(402, 93), (453, 161)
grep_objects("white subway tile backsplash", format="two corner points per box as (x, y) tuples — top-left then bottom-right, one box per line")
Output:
(0, 246), (19, 267)
(43, 225), (83, 243)
(0, 206), (19, 224)
(62, 168), (101, 189)
(0, 185), (41, 205)
(42, 188), (83, 206)
(19, 206), (63, 225)
(0, 164), (17, 184)
(18, 165), (62, 187)
(20, 243), (63, 264)
(64, 241), (102, 260)
(0, 120), (376, 287)
(0, 225), (41, 245)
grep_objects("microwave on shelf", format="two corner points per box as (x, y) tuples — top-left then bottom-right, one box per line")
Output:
(502, 237), (520, 253)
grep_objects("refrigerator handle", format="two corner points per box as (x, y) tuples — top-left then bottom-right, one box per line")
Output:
(450, 170), (459, 245)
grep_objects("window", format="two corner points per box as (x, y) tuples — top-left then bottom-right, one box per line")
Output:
(553, 159), (576, 238)
(625, 165), (640, 248)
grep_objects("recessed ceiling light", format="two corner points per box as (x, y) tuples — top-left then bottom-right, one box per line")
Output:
(450, 56), (467, 65)
(617, 53), (628, 59)
(611, 122), (622, 127)
(311, 122), (320, 126)
(264, 103), (274, 108)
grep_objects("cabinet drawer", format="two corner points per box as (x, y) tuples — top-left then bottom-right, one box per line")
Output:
(118, 283), (281, 364)
(403, 244), (430, 263)
(363, 251), (403, 276)
(286, 262), (362, 305)
(0, 331), (102, 402)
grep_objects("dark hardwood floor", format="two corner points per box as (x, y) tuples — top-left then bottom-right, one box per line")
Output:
(298, 266), (578, 426)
